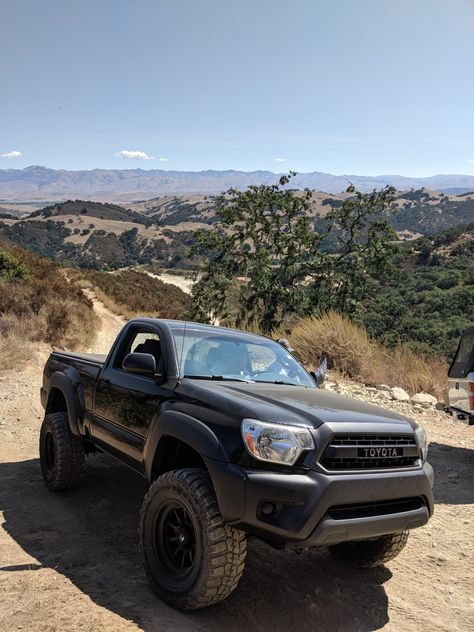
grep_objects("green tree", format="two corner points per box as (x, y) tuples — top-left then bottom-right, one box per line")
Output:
(316, 184), (398, 316)
(190, 175), (398, 332)
(190, 173), (325, 330)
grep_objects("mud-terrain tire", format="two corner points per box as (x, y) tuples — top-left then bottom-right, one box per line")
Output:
(139, 468), (247, 610)
(329, 531), (409, 567)
(39, 412), (85, 490)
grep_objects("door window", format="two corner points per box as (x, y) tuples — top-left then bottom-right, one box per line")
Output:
(449, 332), (474, 378)
(114, 327), (163, 373)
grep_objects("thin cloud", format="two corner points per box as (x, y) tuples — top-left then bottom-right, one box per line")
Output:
(159, 157), (168, 162)
(273, 157), (287, 163)
(469, 159), (474, 164)
(0, 150), (22, 158)
(114, 150), (154, 160)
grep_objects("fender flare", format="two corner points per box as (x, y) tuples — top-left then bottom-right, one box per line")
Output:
(143, 410), (229, 480)
(48, 368), (85, 436)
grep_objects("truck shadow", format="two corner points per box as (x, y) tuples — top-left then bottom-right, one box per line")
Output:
(429, 441), (474, 505)
(0, 456), (391, 632)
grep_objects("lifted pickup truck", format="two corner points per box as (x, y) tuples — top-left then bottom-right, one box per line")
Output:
(40, 319), (434, 610)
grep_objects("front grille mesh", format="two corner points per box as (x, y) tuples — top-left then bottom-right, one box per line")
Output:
(320, 434), (419, 471)
(328, 497), (424, 520)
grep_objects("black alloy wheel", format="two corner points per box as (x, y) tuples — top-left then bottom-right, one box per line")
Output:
(156, 502), (198, 581)
(139, 468), (247, 610)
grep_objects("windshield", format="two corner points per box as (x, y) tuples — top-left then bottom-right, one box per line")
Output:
(172, 328), (315, 388)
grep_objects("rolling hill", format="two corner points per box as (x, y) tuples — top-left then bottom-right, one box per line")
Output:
(0, 188), (473, 271)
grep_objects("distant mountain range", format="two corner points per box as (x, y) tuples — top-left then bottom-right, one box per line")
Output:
(2, 166), (474, 202)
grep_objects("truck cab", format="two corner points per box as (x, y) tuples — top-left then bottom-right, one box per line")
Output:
(448, 326), (474, 425)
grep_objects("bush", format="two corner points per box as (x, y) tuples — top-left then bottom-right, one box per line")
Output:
(276, 312), (447, 399)
(0, 250), (29, 281)
(0, 240), (99, 371)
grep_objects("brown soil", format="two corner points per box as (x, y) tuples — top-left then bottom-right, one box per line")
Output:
(0, 295), (473, 632)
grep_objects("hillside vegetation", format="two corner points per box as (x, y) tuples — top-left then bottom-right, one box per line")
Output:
(0, 240), (99, 370)
(0, 188), (473, 273)
(68, 268), (190, 320)
(29, 199), (152, 225)
(362, 223), (474, 358)
(273, 312), (448, 400)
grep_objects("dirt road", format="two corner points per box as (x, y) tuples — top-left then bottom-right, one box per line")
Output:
(82, 288), (126, 354)
(146, 272), (194, 295)
(0, 297), (473, 632)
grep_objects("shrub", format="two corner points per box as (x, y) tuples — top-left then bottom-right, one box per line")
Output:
(279, 312), (378, 380)
(0, 250), (29, 281)
(276, 312), (448, 399)
(0, 240), (99, 372)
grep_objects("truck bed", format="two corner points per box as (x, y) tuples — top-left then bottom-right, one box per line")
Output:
(52, 350), (107, 365)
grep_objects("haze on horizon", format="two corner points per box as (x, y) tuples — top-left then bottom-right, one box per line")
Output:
(1, 0), (473, 177)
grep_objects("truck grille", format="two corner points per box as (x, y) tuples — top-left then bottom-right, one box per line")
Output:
(328, 497), (424, 520)
(320, 434), (420, 471)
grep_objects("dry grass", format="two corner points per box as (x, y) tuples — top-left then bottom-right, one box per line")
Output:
(0, 240), (99, 371)
(0, 314), (32, 370)
(274, 312), (448, 399)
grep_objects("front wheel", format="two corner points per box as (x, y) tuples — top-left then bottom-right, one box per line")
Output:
(139, 468), (247, 610)
(329, 531), (409, 567)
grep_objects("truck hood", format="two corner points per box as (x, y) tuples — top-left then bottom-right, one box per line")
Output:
(180, 379), (415, 430)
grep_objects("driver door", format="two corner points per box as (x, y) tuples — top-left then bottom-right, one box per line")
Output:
(92, 324), (172, 465)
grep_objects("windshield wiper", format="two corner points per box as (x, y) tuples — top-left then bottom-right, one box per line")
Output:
(254, 379), (303, 387)
(183, 374), (252, 382)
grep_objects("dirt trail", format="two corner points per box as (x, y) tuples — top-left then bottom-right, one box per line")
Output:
(82, 288), (126, 354)
(0, 296), (473, 631)
(146, 271), (194, 295)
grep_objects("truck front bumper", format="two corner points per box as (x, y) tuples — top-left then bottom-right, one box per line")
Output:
(206, 459), (434, 547)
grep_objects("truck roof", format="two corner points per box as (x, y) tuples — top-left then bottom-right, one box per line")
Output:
(129, 317), (269, 340)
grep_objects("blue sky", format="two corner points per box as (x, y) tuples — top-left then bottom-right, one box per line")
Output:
(1, 0), (473, 176)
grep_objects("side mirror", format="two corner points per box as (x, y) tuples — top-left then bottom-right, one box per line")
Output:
(122, 352), (156, 376)
(310, 356), (327, 386)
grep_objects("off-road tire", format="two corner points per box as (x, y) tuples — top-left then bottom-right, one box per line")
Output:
(329, 531), (409, 567)
(39, 411), (85, 490)
(139, 468), (247, 610)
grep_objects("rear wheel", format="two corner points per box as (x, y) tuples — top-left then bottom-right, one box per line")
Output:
(39, 411), (85, 490)
(139, 468), (247, 610)
(329, 531), (409, 567)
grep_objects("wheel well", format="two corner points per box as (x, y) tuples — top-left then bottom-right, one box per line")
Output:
(46, 388), (67, 414)
(151, 436), (207, 480)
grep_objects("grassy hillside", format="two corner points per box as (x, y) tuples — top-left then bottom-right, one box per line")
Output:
(317, 188), (474, 238)
(0, 240), (99, 370)
(1, 188), (473, 272)
(29, 199), (152, 225)
(68, 268), (190, 320)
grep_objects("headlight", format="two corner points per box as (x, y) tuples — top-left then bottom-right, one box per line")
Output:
(241, 418), (314, 465)
(415, 425), (428, 463)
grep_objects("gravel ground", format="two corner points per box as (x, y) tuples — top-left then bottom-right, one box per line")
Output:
(0, 296), (473, 632)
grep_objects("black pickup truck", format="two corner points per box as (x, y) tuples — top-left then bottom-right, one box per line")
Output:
(40, 318), (434, 610)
